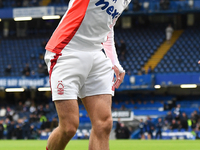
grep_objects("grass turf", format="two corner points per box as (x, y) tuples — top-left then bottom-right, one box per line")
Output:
(0, 140), (199, 150)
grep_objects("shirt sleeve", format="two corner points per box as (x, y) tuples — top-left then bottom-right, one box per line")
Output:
(103, 27), (125, 73)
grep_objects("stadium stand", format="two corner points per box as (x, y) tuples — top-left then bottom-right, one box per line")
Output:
(115, 26), (165, 75)
(0, 0), (67, 8)
(0, 0), (72, 8)
(0, 25), (165, 77)
(0, 0), (197, 13)
(0, 37), (48, 77)
(1, 91), (199, 140)
(155, 26), (200, 73)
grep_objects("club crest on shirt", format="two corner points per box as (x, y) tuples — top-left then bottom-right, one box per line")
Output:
(57, 81), (64, 95)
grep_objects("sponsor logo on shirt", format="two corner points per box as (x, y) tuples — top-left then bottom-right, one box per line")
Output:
(95, 0), (121, 19)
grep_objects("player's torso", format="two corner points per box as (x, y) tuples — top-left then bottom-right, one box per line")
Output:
(64, 0), (131, 52)
(81, 0), (130, 33)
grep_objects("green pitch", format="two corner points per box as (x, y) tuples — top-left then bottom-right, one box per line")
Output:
(0, 140), (199, 150)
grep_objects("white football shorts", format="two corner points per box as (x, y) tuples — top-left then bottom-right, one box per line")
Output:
(44, 50), (114, 101)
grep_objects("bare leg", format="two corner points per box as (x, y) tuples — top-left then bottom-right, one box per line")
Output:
(82, 94), (112, 150)
(148, 133), (151, 139)
(141, 134), (145, 140)
(47, 100), (79, 150)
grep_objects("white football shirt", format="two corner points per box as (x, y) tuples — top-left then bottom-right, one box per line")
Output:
(46, 0), (130, 72)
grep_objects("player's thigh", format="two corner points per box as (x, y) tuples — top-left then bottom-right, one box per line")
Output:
(54, 100), (79, 128)
(45, 50), (93, 100)
(79, 50), (114, 99)
(81, 94), (112, 125)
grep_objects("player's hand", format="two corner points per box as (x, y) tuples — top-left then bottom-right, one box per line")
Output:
(198, 60), (200, 64)
(113, 65), (125, 89)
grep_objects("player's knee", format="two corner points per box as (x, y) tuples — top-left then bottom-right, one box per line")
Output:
(104, 117), (113, 133)
(62, 125), (78, 139)
(95, 117), (113, 135)
(66, 127), (77, 138)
